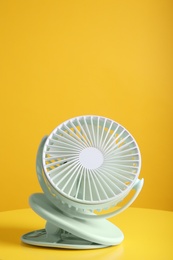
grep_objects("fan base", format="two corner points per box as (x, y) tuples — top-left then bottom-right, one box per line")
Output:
(21, 229), (108, 249)
(21, 193), (124, 249)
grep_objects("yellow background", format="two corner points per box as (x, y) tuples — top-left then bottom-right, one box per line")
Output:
(0, 0), (172, 212)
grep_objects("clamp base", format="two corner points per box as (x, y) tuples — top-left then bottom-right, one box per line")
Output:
(21, 229), (107, 249)
(21, 193), (124, 249)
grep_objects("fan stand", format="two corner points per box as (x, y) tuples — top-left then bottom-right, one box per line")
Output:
(21, 193), (124, 249)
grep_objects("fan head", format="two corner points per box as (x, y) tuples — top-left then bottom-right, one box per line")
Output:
(41, 115), (141, 214)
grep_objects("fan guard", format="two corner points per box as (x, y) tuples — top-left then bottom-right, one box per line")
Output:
(21, 115), (144, 249)
(42, 115), (141, 211)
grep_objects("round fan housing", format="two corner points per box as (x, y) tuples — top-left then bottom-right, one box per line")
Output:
(42, 115), (141, 212)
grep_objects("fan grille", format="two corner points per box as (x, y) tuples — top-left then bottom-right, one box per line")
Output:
(42, 116), (141, 205)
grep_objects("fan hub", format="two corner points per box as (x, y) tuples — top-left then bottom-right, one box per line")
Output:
(79, 147), (104, 170)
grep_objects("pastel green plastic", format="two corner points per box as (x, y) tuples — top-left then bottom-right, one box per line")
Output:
(21, 115), (144, 249)
(37, 136), (144, 219)
(42, 116), (142, 214)
(27, 193), (124, 246)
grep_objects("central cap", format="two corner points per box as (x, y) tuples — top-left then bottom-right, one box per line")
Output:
(79, 147), (104, 170)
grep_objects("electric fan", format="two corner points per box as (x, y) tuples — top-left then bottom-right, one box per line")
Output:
(22, 115), (144, 249)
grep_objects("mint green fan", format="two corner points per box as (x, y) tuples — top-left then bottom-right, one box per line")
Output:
(21, 115), (144, 249)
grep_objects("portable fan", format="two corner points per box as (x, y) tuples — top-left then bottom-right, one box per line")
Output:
(22, 115), (144, 249)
